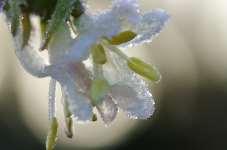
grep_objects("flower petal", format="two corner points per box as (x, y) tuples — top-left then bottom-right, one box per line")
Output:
(112, 0), (141, 26)
(47, 65), (93, 121)
(49, 24), (74, 64)
(121, 9), (170, 48)
(14, 17), (48, 77)
(61, 77), (93, 122)
(103, 51), (155, 119)
(111, 84), (154, 119)
(96, 95), (118, 125)
(61, 33), (96, 64)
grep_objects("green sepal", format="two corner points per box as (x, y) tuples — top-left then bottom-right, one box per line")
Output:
(90, 79), (110, 106)
(46, 117), (58, 150)
(109, 31), (137, 45)
(40, 0), (78, 50)
(7, 0), (26, 36)
(21, 9), (31, 47)
(128, 57), (161, 82)
(92, 44), (107, 65)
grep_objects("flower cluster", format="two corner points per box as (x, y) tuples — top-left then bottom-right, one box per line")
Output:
(1, 0), (169, 149)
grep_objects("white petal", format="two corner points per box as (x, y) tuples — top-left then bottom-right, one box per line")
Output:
(112, 0), (141, 27)
(103, 51), (155, 119)
(14, 17), (48, 77)
(96, 95), (118, 125)
(47, 65), (93, 121)
(94, 11), (121, 38)
(78, 12), (120, 39)
(61, 77), (93, 122)
(121, 9), (170, 48)
(111, 84), (154, 119)
(49, 23), (74, 64)
(63, 33), (96, 63)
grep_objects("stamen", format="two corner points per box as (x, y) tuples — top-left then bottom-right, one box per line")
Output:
(128, 57), (161, 82)
(101, 40), (129, 60)
(108, 30), (137, 45)
(62, 96), (74, 138)
(90, 45), (110, 106)
(102, 40), (161, 82)
(46, 117), (58, 150)
(91, 44), (107, 65)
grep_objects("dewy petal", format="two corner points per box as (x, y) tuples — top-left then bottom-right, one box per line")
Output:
(62, 33), (96, 64)
(49, 23), (74, 64)
(14, 17), (48, 77)
(77, 12), (120, 39)
(110, 84), (154, 119)
(103, 50), (155, 119)
(46, 65), (93, 121)
(121, 9), (170, 48)
(112, 0), (141, 27)
(96, 95), (118, 125)
(63, 11), (121, 64)
(61, 77), (93, 122)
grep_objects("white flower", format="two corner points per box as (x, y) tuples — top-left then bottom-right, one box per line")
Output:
(13, 0), (169, 128)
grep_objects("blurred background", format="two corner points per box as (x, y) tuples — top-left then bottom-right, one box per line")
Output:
(0, 0), (227, 150)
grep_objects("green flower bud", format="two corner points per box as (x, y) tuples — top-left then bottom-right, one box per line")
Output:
(109, 31), (137, 45)
(46, 117), (58, 150)
(90, 79), (110, 106)
(92, 44), (107, 65)
(128, 57), (161, 82)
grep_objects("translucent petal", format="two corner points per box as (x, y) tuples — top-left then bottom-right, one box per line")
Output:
(49, 23), (74, 64)
(112, 0), (141, 27)
(96, 95), (118, 125)
(47, 65), (93, 121)
(63, 33), (96, 63)
(77, 12), (120, 39)
(94, 11), (120, 38)
(61, 77), (93, 122)
(14, 18), (48, 78)
(121, 9), (170, 48)
(111, 84), (154, 119)
(103, 51), (155, 119)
